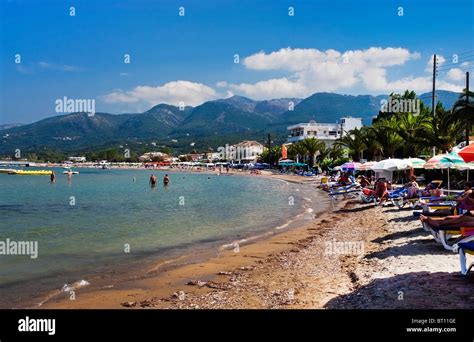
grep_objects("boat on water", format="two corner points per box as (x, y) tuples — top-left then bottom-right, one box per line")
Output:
(8, 170), (53, 175)
(62, 171), (79, 174)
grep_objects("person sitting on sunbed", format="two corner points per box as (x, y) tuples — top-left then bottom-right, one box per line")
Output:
(405, 175), (420, 199)
(358, 175), (370, 188)
(339, 172), (351, 186)
(375, 178), (389, 206)
(421, 182), (441, 197)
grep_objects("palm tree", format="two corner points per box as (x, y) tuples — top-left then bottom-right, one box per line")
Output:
(335, 127), (366, 161)
(329, 144), (345, 161)
(396, 112), (431, 157)
(361, 126), (383, 161)
(450, 88), (474, 145)
(420, 104), (464, 153)
(370, 117), (404, 158)
(288, 141), (307, 163)
(300, 138), (325, 167)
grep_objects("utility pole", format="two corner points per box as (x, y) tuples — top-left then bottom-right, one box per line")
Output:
(431, 54), (437, 116)
(466, 72), (470, 146)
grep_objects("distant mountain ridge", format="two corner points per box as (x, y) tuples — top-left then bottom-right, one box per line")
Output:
(0, 90), (461, 154)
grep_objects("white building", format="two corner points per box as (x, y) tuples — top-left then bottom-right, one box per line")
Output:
(138, 152), (171, 162)
(68, 156), (86, 162)
(287, 117), (362, 146)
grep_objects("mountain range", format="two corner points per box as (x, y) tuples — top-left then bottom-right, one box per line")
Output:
(0, 90), (461, 155)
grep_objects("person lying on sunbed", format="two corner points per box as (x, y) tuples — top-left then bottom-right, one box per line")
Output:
(420, 211), (474, 228)
(422, 191), (474, 217)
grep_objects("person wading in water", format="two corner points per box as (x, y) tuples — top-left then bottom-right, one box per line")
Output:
(149, 174), (157, 187)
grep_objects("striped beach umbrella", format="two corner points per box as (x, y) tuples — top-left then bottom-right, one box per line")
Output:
(340, 162), (362, 171)
(358, 161), (376, 171)
(423, 151), (468, 170)
(403, 158), (426, 169)
(423, 152), (470, 191)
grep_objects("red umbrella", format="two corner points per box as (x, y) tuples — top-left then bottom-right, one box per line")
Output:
(459, 143), (474, 162)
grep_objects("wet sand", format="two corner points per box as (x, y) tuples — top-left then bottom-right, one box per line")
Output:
(42, 175), (473, 309)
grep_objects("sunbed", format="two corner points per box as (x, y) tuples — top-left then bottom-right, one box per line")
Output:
(421, 220), (474, 251)
(453, 235), (474, 275)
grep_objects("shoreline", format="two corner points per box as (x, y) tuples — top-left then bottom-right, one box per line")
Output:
(28, 172), (473, 309)
(10, 172), (327, 309)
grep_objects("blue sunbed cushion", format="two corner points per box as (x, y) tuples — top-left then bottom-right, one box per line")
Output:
(459, 241), (474, 251)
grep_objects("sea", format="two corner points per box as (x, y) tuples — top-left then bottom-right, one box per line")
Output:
(0, 167), (328, 307)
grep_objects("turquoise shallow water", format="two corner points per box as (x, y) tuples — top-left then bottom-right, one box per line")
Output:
(0, 168), (325, 307)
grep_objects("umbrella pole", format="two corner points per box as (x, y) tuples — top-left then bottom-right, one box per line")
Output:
(448, 168), (450, 192)
(468, 169), (470, 182)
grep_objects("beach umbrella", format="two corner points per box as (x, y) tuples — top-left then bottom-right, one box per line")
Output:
(423, 152), (470, 191)
(279, 159), (294, 164)
(358, 161), (376, 171)
(459, 143), (474, 163)
(403, 158), (426, 169)
(340, 162), (362, 171)
(423, 152), (467, 169)
(371, 158), (411, 172)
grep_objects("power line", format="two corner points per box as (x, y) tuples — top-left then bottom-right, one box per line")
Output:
(437, 58), (474, 71)
(457, 50), (474, 56)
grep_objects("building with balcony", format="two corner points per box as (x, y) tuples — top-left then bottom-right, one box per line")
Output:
(287, 117), (362, 146)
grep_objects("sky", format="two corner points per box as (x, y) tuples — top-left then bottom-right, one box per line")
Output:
(0, 0), (473, 124)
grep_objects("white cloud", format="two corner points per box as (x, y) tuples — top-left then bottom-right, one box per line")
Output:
(446, 68), (465, 82)
(229, 48), (463, 98)
(230, 77), (307, 99)
(38, 61), (83, 72)
(216, 81), (228, 87)
(425, 54), (446, 72)
(101, 80), (219, 107)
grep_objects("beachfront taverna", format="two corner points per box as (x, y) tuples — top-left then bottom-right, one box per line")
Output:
(287, 117), (362, 146)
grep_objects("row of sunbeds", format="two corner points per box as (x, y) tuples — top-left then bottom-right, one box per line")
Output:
(324, 182), (473, 276)
(419, 203), (474, 276)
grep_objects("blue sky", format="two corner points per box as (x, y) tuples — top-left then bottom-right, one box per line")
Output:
(0, 0), (473, 124)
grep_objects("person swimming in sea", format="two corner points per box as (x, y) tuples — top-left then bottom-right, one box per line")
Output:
(163, 174), (170, 186)
(50, 171), (56, 183)
(149, 174), (157, 187)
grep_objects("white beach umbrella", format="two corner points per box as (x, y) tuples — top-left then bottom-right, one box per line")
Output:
(371, 158), (411, 172)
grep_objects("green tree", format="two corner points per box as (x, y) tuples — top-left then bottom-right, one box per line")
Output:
(300, 138), (325, 167)
(450, 88), (474, 145)
(371, 117), (404, 158)
(335, 127), (366, 161)
(420, 104), (463, 153)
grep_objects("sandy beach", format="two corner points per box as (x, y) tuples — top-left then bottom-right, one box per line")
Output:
(36, 173), (473, 309)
